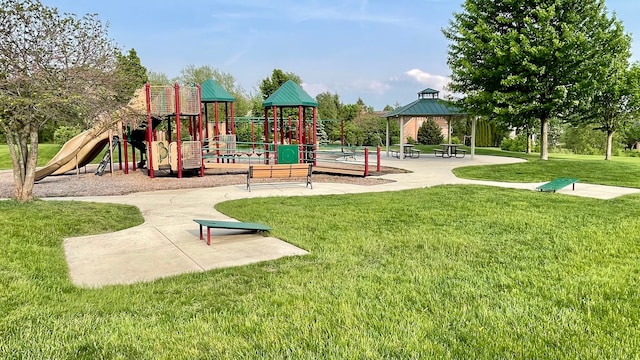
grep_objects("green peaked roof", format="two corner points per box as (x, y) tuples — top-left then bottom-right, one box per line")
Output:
(201, 79), (235, 102)
(384, 97), (465, 117)
(419, 88), (439, 95)
(262, 80), (318, 107)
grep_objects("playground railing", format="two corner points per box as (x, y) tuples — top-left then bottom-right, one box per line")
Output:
(201, 140), (381, 176)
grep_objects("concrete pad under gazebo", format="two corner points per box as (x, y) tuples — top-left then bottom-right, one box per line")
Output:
(383, 88), (475, 159)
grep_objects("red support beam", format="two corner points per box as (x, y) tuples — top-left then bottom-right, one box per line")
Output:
(214, 101), (219, 136)
(197, 85), (204, 177)
(145, 82), (154, 178)
(174, 82), (182, 178)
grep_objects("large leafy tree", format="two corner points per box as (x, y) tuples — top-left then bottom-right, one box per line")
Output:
(585, 61), (640, 160)
(0, 0), (120, 201)
(178, 64), (252, 116)
(146, 70), (172, 85)
(259, 69), (302, 100)
(316, 92), (342, 142)
(443, 0), (627, 160)
(115, 48), (147, 103)
(254, 69), (303, 117)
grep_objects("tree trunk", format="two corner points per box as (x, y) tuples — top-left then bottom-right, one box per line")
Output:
(526, 129), (532, 154)
(605, 130), (614, 160)
(540, 117), (549, 160)
(7, 126), (39, 201)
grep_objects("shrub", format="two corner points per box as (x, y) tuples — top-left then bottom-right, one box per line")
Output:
(500, 133), (534, 152)
(417, 119), (444, 145)
(53, 126), (82, 145)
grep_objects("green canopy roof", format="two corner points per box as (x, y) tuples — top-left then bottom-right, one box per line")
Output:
(262, 80), (318, 107)
(201, 79), (235, 102)
(385, 89), (465, 117)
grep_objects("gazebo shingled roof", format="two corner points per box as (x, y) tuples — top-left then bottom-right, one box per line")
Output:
(262, 80), (318, 107)
(385, 89), (464, 118)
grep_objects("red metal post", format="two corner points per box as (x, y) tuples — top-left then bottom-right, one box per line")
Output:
(364, 147), (369, 176)
(298, 106), (303, 162)
(214, 101), (219, 136)
(174, 82), (182, 178)
(272, 106), (278, 145)
(145, 82), (154, 178)
(251, 121), (255, 148)
(204, 103), (209, 139)
(264, 108), (270, 163)
(225, 102), (229, 134)
(230, 102), (235, 134)
(197, 84), (204, 177)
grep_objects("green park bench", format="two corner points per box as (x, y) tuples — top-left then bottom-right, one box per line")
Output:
(193, 219), (272, 245)
(536, 178), (579, 193)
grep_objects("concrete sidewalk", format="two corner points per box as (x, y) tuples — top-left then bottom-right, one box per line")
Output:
(55, 154), (640, 287)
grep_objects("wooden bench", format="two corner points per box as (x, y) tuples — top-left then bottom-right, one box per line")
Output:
(536, 178), (579, 193)
(193, 219), (272, 245)
(247, 163), (313, 191)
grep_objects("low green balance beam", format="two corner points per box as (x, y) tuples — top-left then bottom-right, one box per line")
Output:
(193, 219), (272, 245)
(536, 178), (579, 193)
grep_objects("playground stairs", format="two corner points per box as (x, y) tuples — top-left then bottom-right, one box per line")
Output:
(95, 135), (120, 176)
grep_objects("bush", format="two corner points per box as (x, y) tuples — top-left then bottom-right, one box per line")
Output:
(417, 119), (444, 145)
(500, 133), (535, 152)
(53, 126), (82, 145)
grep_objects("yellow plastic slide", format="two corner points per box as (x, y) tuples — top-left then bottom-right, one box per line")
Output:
(35, 126), (111, 181)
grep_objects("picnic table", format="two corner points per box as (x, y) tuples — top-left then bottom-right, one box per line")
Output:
(434, 144), (466, 158)
(392, 144), (421, 159)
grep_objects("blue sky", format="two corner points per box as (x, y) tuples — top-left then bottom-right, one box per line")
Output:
(44, 0), (640, 110)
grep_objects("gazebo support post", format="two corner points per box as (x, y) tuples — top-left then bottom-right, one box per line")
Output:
(386, 119), (390, 157)
(398, 116), (406, 159)
(471, 116), (477, 160)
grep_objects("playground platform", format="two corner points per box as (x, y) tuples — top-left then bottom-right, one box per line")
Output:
(49, 154), (640, 288)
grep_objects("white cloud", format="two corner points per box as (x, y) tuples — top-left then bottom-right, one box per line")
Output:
(349, 79), (391, 95)
(302, 82), (332, 97)
(404, 69), (451, 92)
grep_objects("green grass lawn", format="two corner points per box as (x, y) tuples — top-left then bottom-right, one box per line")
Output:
(0, 144), (63, 169)
(453, 154), (640, 187)
(2, 186), (640, 358)
(0, 144), (110, 170)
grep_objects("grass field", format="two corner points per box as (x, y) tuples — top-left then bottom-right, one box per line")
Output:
(0, 144), (62, 169)
(3, 143), (640, 357)
(0, 144), (108, 170)
(2, 185), (640, 358)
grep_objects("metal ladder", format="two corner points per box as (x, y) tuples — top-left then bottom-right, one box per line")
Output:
(95, 135), (120, 176)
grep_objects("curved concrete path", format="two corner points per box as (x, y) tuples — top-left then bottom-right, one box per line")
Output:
(51, 154), (640, 287)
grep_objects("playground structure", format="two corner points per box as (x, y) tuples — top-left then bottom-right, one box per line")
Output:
(136, 83), (204, 179)
(37, 79), (381, 182)
(200, 80), (381, 176)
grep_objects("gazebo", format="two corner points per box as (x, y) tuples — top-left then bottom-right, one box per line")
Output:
(384, 88), (473, 159)
(200, 78), (235, 138)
